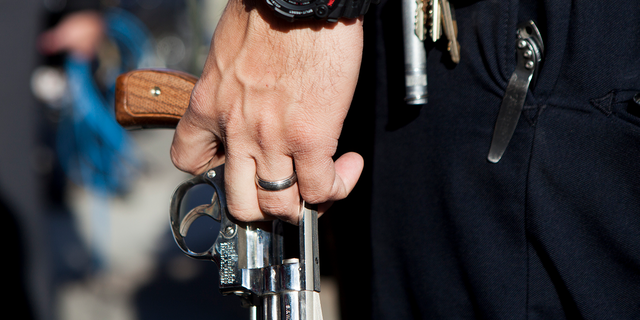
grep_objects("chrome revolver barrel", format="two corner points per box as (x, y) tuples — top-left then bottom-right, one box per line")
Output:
(170, 164), (322, 320)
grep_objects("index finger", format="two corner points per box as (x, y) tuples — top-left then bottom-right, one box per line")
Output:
(170, 83), (225, 175)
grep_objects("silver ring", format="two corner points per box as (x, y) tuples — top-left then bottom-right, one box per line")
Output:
(255, 171), (298, 191)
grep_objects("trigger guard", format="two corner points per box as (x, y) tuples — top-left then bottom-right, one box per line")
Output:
(169, 171), (223, 261)
(179, 202), (220, 237)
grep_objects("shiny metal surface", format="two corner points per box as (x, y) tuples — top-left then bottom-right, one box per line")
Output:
(402, 0), (428, 105)
(487, 21), (544, 163)
(169, 163), (322, 319)
(299, 203), (320, 292)
(255, 172), (298, 191)
(440, 0), (460, 63)
(415, 0), (426, 41)
(430, 0), (441, 42)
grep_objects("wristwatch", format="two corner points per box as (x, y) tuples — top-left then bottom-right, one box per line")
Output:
(265, 0), (379, 22)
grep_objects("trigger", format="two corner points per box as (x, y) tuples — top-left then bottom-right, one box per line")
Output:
(179, 197), (221, 237)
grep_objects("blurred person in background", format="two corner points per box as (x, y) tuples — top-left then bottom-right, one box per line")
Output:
(39, 8), (105, 61)
(5, 1), (251, 319)
(0, 1), (102, 319)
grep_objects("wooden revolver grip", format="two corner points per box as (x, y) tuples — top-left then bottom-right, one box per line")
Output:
(115, 69), (197, 129)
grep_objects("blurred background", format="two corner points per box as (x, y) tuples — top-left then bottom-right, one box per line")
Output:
(0, 1), (345, 319)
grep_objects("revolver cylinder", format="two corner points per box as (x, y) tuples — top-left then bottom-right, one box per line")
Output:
(169, 164), (322, 320)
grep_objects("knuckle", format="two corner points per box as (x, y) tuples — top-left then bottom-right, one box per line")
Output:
(297, 160), (339, 204)
(188, 84), (212, 117)
(227, 203), (259, 222)
(289, 134), (338, 161)
(170, 145), (195, 174)
(300, 184), (333, 204)
(189, 84), (204, 106)
(286, 124), (318, 146)
(169, 142), (218, 175)
(260, 201), (291, 218)
(254, 116), (278, 141)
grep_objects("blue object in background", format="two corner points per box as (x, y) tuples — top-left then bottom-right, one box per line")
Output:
(55, 8), (154, 269)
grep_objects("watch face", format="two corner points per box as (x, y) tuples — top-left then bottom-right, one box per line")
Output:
(265, 0), (373, 21)
(265, 0), (330, 21)
(282, 0), (313, 5)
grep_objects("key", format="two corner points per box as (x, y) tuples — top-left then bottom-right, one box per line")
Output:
(440, 0), (460, 63)
(415, 0), (427, 41)
(430, 0), (442, 42)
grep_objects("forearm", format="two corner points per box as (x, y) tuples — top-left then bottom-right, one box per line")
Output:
(208, 0), (364, 89)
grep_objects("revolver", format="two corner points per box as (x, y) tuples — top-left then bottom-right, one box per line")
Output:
(115, 69), (323, 320)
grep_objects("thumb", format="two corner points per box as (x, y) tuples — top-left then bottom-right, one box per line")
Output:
(318, 152), (364, 214)
(334, 152), (364, 195)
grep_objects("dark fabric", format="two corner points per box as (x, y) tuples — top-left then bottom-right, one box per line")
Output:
(49, 0), (102, 13)
(0, 1), (51, 319)
(341, 0), (640, 319)
(0, 196), (34, 319)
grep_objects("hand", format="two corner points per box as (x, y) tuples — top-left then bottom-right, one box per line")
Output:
(170, 0), (364, 224)
(38, 10), (105, 60)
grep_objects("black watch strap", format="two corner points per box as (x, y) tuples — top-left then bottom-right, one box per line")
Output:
(265, 0), (379, 22)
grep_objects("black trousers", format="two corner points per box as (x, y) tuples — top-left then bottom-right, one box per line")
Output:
(338, 0), (640, 319)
